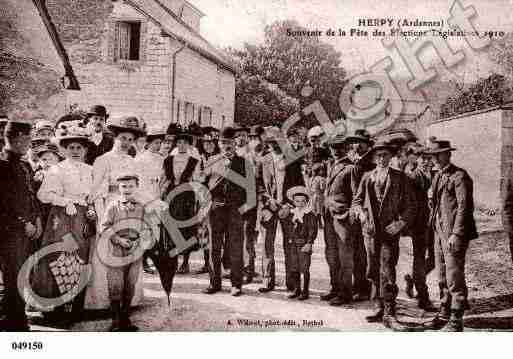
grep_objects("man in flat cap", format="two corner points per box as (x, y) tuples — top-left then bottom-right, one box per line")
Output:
(0, 121), (42, 331)
(426, 140), (477, 332)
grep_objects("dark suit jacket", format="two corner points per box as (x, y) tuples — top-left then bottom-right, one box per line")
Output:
(324, 157), (358, 218)
(430, 163), (478, 240)
(405, 168), (432, 234)
(208, 154), (247, 209)
(0, 150), (41, 247)
(86, 132), (114, 165)
(352, 167), (415, 237)
(282, 211), (318, 246)
(262, 153), (304, 204)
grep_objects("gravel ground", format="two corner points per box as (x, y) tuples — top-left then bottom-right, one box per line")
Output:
(5, 214), (513, 332)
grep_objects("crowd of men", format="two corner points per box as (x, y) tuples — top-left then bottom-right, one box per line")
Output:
(0, 105), (478, 332)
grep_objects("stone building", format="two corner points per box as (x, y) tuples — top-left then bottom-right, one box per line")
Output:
(0, 0), (79, 119)
(46, 0), (236, 130)
(428, 104), (513, 211)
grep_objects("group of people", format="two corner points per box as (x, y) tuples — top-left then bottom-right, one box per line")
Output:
(0, 104), (477, 332)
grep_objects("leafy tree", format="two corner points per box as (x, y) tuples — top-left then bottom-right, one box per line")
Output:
(228, 19), (347, 128)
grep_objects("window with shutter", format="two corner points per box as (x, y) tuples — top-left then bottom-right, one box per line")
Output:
(115, 21), (141, 61)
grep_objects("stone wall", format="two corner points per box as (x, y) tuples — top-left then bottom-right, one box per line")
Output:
(47, 0), (235, 130)
(428, 107), (505, 210)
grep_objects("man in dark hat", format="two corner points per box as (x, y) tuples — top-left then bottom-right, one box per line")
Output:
(259, 132), (305, 293)
(84, 105), (114, 165)
(321, 133), (358, 305)
(0, 121), (42, 331)
(203, 126), (247, 296)
(233, 125), (259, 283)
(352, 140), (415, 331)
(400, 144), (435, 310)
(345, 129), (374, 301)
(425, 140), (477, 332)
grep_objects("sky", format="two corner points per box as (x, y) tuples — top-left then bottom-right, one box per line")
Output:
(188, 0), (513, 80)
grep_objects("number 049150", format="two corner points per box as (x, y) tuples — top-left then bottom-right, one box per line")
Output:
(11, 341), (43, 350)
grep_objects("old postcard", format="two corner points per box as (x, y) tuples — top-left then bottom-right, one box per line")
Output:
(1, 0), (513, 355)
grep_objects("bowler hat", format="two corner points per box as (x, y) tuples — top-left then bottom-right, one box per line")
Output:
(249, 125), (264, 137)
(368, 140), (398, 156)
(328, 133), (348, 147)
(233, 125), (249, 133)
(220, 126), (236, 141)
(423, 140), (456, 154)
(107, 115), (146, 138)
(116, 173), (139, 182)
(87, 105), (108, 118)
(175, 129), (193, 144)
(166, 123), (180, 136)
(345, 129), (374, 145)
(4, 121), (32, 138)
(286, 185), (310, 202)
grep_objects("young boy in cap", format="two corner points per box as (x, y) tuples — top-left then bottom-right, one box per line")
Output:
(279, 186), (318, 300)
(101, 173), (154, 331)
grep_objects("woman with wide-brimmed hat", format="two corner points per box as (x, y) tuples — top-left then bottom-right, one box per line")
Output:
(160, 128), (201, 275)
(85, 115), (146, 310)
(33, 125), (96, 326)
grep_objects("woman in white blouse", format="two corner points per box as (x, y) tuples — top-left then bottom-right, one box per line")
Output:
(34, 128), (95, 325)
(85, 115), (146, 310)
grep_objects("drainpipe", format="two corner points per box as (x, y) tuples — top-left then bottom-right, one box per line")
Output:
(169, 38), (187, 124)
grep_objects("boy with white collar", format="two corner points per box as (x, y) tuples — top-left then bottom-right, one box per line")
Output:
(279, 186), (318, 300)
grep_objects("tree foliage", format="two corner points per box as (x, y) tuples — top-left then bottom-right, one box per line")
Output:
(229, 19), (347, 127)
(439, 73), (513, 118)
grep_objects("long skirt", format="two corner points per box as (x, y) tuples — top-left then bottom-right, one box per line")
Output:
(31, 205), (95, 311)
(84, 192), (144, 310)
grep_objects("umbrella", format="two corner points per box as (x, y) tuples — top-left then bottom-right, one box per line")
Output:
(153, 226), (178, 307)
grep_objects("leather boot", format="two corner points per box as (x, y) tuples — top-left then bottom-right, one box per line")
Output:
(383, 303), (409, 332)
(109, 301), (122, 332)
(288, 274), (301, 299)
(299, 273), (310, 301)
(428, 304), (451, 330)
(320, 290), (338, 301)
(365, 301), (384, 323)
(120, 299), (138, 332)
(441, 310), (464, 332)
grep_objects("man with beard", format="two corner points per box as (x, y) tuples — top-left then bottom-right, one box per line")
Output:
(84, 105), (114, 165)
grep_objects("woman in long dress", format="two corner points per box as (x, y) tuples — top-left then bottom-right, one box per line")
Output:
(33, 127), (95, 324)
(85, 116), (146, 310)
(160, 130), (200, 273)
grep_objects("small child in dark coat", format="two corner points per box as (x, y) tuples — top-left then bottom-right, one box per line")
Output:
(279, 186), (318, 300)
